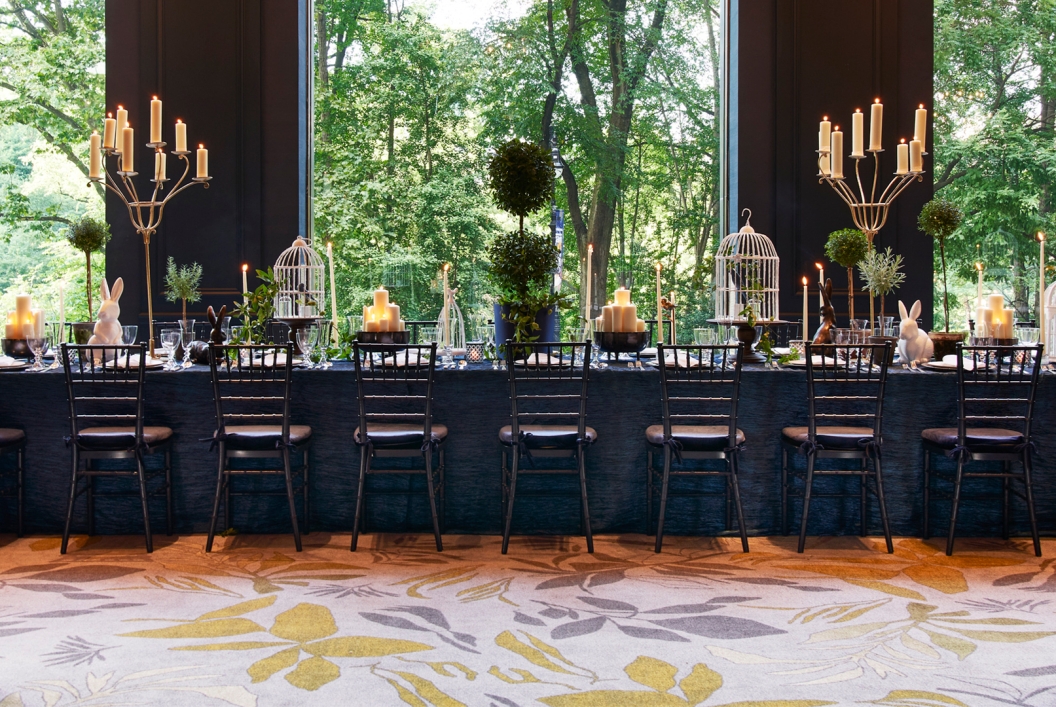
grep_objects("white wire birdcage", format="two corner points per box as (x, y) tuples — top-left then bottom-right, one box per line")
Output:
(714, 210), (780, 323)
(273, 236), (326, 319)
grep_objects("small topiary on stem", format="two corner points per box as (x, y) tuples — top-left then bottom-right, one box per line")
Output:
(487, 139), (553, 236)
(164, 257), (203, 323)
(824, 228), (870, 322)
(858, 247), (906, 329)
(66, 217), (111, 320)
(918, 197), (963, 332)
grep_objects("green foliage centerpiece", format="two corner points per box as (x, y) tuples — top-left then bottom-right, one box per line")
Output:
(163, 257), (202, 324)
(486, 139), (566, 343)
(824, 228), (870, 323)
(67, 217), (111, 321)
(232, 268), (280, 344)
(918, 197), (964, 333)
(858, 247), (905, 334)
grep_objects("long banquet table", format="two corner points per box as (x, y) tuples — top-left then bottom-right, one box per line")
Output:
(1, 361), (1053, 540)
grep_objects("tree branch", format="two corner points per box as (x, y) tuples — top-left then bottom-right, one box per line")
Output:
(934, 156), (966, 191)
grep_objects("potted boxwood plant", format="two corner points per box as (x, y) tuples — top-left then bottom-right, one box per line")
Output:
(824, 228), (870, 324)
(66, 216), (111, 343)
(486, 138), (566, 345)
(163, 257), (203, 325)
(919, 196), (967, 357)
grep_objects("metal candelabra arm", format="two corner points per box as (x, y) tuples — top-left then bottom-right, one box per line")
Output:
(89, 146), (212, 357)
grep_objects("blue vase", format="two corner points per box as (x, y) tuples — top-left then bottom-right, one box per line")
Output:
(494, 303), (559, 353)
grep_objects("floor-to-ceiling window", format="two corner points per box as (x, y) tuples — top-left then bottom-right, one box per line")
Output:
(313, 0), (723, 334)
(932, 0), (1055, 329)
(0, 1), (105, 322)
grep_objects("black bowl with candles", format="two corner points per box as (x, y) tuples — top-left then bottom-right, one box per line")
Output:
(593, 331), (650, 354)
(1, 339), (35, 359)
(356, 330), (410, 349)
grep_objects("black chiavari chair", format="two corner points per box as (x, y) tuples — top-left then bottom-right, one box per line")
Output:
(922, 344), (1043, 556)
(351, 342), (445, 551)
(60, 344), (173, 553)
(0, 428), (25, 536)
(205, 343), (310, 552)
(647, 344), (747, 553)
(781, 342), (894, 554)
(500, 341), (594, 554)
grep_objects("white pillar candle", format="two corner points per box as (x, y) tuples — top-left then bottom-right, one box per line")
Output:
(614, 287), (631, 306)
(175, 119), (187, 152)
(830, 128), (844, 179)
(103, 113), (116, 149)
(818, 116), (831, 152)
(976, 263), (984, 308)
(373, 287), (389, 310)
(584, 243), (593, 325)
(1039, 233), (1046, 351)
(242, 264), (249, 306)
(636, 319), (646, 332)
(655, 263), (662, 329)
(914, 104), (927, 153)
(365, 315), (380, 332)
(442, 265), (450, 346)
(387, 303), (400, 330)
(154, 151), (166, 181)
(595, 316), (604, 333)
(802, 276), (809, 338)
(669, 291), (676, 344)
(869, 99), (883, 152)
(818, 133), (830, 176)
(817, 263), (825, 326)
(30, 309), (44, 339)
(121, 125), (135, 172)
(621, 304), (637, 333)
(895, 139), (909, 175)
(89, 132), (102, 178)
(327, 242), (339, 338)
(602, 305), (614, 332)
(14, 295), (31, 335)
(5, 313), (17, 341)
(909, 139), (923, 173)
(196, 144), (208, 178)
(611, 304), (626, 332)
(851, 109), (865, 158)
(976, 306), (992, 338)
(150, 96), (162, 144)
(115, 105), (127, 130)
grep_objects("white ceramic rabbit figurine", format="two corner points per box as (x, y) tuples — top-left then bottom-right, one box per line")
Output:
(897, 299), (934, 368)
(87, 277), (124, 347)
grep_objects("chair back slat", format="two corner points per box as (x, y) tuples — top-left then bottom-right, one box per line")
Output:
(352, 343), (437, 440)
(62, 344), (148, 442)
(656, 344), (742, 446)
(804, 343), (892, 440)
(504, 341), (590, 440)
(956, 344), (1042, 443)
(208, 343), (294, 442)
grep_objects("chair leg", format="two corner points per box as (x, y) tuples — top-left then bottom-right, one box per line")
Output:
(646, 450), (654, 535)
(351, 446), (368, 551)
(922, 449), (931, 540)
(578, 446), (593, 554)
(424, 449), (443, 552)
(205, 445), (225, 553)
(781, 448), (789, 536)
(61, 448), (79, 554)
(797, 453), (816, 554)
(282, 447), (302, 552)
(302, 450), (311, 536)
(1002, 461), (1010, 541)
(501, 451), (520, 555)
(1022, 451), (1042, 557)
(859, 457), (867, 537)
(16, 445), (24, 538)
(86, 462), (94, 537)
(654, 445), (672, 553)
(730, 453), (749, 553)
(945, 459), (965, 556)
(872, 452), (893, 554)
(438, 449), (446, 535)
(135, 450), (153, 553)
(165, 447), (173, 536)
(500, 449), (508, 523)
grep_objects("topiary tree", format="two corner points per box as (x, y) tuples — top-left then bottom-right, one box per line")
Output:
(824, 228), (870, 322)
(66, 217), (111, 320)
(487, 138), (554, 236)
(858, 247), (906, 330)
(164, 257), (203, 323)
(918, 197), (964, 332)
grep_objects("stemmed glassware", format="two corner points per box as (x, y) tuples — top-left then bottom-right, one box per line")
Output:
(46, 322), (65, 369)
(122, 325), (139, 345)
(27, 334), (49, 372)
(296, 324), (319, 369)
(159, 328), (182, 371)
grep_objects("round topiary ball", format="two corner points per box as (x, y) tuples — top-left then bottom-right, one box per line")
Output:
(487, 139), (554, 218)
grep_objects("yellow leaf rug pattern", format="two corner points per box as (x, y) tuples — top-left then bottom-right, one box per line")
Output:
(0, 533), (1053, 705)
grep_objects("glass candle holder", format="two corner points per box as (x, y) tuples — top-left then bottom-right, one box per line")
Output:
(466, 341), (485, 363)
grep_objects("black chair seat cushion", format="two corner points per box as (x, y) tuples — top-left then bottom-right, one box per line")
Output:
(77, 426), (173, 450)
(499, 425), (597, 449)
(782, 426), (875, 449)
(922, 427), (1025, 453)
(0, 428), (25, 448)
(354, 423), (448, 449)
(218, 425), (312, 450)
(645, 425), (745, 452)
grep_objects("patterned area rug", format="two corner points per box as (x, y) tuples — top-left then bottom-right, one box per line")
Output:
(1, 533), (1055, 706)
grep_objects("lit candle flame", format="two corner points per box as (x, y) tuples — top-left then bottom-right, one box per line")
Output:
(242, 263), (248, 272)
(802, 276), (808, 285)
(1038, 232), (1046, 243)
(875, 98), (881, 103)
(976, 262), (983, 271)
(815, 262), (823, 270)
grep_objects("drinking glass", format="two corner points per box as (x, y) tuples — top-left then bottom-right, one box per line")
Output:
(419, 326), (439, 345)
(219, 316), (232, 342)
(45, 323), (64, 369)
(569, 328), (588, 366)
(27, 335), (49, 372)
(179, 321), (196, 366)
(850, 319), (870, 334)
(833, 328), (851, 345)
(296, 325), (317, 369)
(159, 328), (181, 371)
(876, 317), (894, 336)
(121, 325), (139, 345)
(1017, 326), (1040, 344)
(347, 315), (364, 336)
(693, 327), (717, 345)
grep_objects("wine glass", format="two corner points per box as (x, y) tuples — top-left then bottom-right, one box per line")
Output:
(46, 322), (64, 369)
(296, 325), (317, 369)
(159, 328), (181, 371)
(122, 325), (138, 345)
(27, 335), (49, 372)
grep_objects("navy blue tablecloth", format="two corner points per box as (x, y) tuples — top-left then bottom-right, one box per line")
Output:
(0, 361), (1052, 539)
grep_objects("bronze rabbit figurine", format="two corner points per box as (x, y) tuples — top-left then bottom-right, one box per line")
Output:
(812, 278), (836, 345)
(190, 305), (228, 364)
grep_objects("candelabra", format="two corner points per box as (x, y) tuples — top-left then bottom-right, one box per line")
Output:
(89, 141), (211, 356)
(817, 136), (924, 333)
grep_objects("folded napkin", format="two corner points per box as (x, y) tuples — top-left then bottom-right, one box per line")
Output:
(382, 351), (430, 367)
(0, 355), (18, 367)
